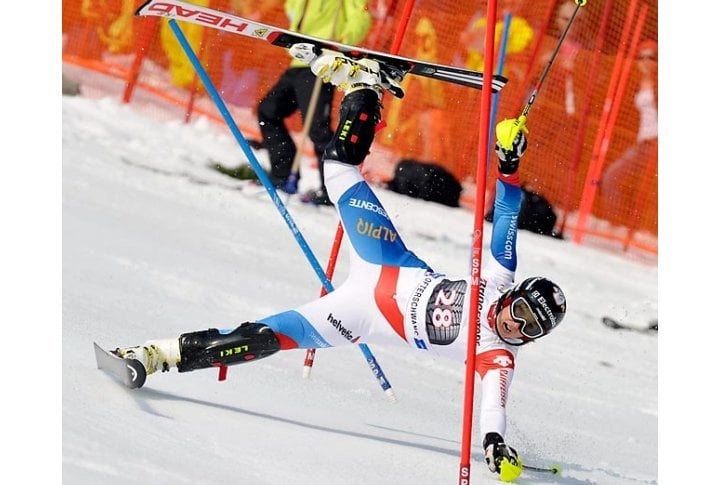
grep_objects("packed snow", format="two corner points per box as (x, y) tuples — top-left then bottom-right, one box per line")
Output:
(57, 95), (661, 484)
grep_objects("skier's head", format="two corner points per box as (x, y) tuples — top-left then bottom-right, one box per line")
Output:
(493, 277), (567, 346)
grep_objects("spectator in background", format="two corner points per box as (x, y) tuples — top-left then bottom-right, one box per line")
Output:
(217, 0), (284, 108)
(600, 39), (658, 222)
(454, 0), (533, 80)
(381, 17), (452, 165)
(257, 0), (372, 206)
(545, 0), (582, 117)
(160, 0), (211, 88)
(63, 0), (136, 60)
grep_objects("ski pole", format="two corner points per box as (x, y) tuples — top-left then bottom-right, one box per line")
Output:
(500, 0), (588, 146)
(287, 6), (341, 193)
(524, 463), (562, 475)
(167, 18), (396, 401)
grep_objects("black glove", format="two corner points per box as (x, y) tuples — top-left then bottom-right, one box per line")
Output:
(495, 118), (528, 175)
(483, 432), (520, 474)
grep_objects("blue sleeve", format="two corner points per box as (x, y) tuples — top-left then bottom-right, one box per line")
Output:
(489, 180), (523, 271)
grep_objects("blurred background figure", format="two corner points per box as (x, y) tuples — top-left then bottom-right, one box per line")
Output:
(453, 0), (533, 80)
(600, 39), (658, 224)
(216, 0), (282, 108)
(381, 17), (451, 165)
(257, 0), (372, 205)
(546, 0), (582, 117)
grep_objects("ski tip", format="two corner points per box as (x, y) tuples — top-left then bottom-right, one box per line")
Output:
(93, 341), (110, 368)
(93, 342), (147, 389)
(134, 0), (152, 16)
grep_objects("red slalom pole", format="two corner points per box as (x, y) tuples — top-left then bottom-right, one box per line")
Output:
(303, 223), (345, 378)
(302, 0), (416, 384)
(389, 0), (416, 54)
(122, 17), (160, 104)
(459, 1), (498, 483)
(573, 0), (638, 243)
(557, 0), (614, 236)
(584, 4), (648, 239)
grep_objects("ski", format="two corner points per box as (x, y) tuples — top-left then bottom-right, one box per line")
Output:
(135, 0), (508, 93)
(601, 317), (658, 334)
(93, 342), (147, 389)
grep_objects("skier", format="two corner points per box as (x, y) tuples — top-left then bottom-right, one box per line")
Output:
(112, 45), (567, 479)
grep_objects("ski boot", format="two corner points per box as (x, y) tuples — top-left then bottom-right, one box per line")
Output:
(176, 322), (280, 372)
(115, 322), (280, 375)
(289, 43), (405, 98)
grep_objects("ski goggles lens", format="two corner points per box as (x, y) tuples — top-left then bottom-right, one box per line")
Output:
(510, 297), (544, 339)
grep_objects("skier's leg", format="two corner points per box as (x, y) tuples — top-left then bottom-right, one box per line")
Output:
(115, 321), (281, 375)
(115, 281), (376, 376)
(319, 86), (431, 270)
(176, 323), (281, 372)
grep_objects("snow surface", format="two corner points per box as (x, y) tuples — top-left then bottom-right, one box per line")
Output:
(58, 95), (660, 485)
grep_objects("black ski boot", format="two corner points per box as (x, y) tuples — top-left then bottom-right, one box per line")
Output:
(177, 322), (280, 373)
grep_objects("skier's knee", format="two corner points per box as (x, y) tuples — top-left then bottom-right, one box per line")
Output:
(323, 89), (381, 166)
(177, 322), (280, 373)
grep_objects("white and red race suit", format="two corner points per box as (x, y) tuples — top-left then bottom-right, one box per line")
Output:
(255, 159), (524, 438)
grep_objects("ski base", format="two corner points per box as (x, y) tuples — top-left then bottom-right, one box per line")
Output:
(94, 342), (147, 389)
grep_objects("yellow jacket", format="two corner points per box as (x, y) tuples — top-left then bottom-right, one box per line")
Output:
(285, 0), (371, 67)
(466, 16), (533, 72)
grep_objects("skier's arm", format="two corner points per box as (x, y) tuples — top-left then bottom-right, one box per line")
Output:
(475, 349), (521, 478)
(480, 119), (529, 481)
(478, 365), (522, 479)
(476, 349), (516, 437)
(489, 119), (528, 272)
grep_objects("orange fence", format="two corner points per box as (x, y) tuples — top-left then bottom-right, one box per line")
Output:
(62, 0), (658, 260)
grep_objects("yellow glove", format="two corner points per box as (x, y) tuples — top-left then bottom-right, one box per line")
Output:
(485, 433), (523, 482)
(494, 118), (529, 175)
(495, 117), (529, 151)
(499, 455), (523, 482)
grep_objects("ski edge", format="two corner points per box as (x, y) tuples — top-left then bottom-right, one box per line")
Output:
(94, 342), (147, 389)
(134, 0), (508, 92)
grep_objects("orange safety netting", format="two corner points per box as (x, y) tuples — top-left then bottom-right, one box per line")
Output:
(63, 0), (658, 259)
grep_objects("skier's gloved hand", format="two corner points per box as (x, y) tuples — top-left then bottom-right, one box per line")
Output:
(495, 118), (528, 175)
(483, 432), (522, 481)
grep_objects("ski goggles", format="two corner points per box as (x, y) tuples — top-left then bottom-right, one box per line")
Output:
(509, 297), (545, 339)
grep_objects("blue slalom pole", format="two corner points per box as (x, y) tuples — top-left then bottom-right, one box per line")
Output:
(168, 19), (396, 400)
(487, 13), (513, 168)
